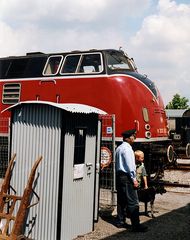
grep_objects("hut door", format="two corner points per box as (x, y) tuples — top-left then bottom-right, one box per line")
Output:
(60, 118), (98, 240)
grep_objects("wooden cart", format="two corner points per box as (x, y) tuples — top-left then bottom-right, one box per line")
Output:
(0, 154), (42, 240)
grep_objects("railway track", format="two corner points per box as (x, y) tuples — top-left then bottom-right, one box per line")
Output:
(163, 181), (190, 188)
(168, 163), (190, 171)
(163, 159), (190, 191)
(167, 158), (190, 170)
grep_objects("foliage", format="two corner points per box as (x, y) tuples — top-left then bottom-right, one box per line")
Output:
(165, 94), (189, 109)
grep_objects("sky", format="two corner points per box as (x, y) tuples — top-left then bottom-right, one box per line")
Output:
(0, 0), (190, 106)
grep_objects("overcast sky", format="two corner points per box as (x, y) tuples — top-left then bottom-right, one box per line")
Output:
(0, 0), (190, 106)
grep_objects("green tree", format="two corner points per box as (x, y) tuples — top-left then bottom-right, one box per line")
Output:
(166, 94), (189, 109)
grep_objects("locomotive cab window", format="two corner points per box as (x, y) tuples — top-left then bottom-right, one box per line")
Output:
(5, 58), (28, 78)
(61, 54), (81, 74)
(61, 53), (103, 75)
(78, 53), (103, 73)
(43, 55), (63, 76)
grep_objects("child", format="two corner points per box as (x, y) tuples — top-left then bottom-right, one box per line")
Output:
(135, 150), (148, 189)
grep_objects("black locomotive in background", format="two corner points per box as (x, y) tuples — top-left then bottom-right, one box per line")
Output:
(166, 109), (190, 160)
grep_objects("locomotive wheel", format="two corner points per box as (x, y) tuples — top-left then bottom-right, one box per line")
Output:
(186, 143), (190, 158)
(167, 145), (175, 163)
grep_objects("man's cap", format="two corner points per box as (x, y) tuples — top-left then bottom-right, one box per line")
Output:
(121, 129), (136, 138)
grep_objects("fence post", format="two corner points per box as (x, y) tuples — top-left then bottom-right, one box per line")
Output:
(111, 114), (116, 206)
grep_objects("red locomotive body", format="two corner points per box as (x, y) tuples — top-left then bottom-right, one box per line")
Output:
(0, 49), (171, 176)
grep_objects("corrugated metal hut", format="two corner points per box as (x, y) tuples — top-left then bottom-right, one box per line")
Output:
(7, 101), (106, 240)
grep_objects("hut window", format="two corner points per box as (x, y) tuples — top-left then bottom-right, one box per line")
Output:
(74, 128), (86, 165)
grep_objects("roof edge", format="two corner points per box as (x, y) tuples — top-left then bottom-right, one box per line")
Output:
(1, 101), (107, 115)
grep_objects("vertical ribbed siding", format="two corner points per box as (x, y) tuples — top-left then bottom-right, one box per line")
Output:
(11, 104), (62, 240)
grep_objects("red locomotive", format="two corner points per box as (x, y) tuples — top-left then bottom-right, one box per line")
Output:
(0, 49), (172, 177)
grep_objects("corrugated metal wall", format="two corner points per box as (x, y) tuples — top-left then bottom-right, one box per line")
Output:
(10, 104), (62, 240)
(10, 103), (99, 240)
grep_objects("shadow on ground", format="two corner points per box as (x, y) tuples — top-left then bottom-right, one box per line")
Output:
(99, 202), (190, 240)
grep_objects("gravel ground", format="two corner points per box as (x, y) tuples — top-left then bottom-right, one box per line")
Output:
(74, 166), (190, 240)
(1, 160), (190, 240)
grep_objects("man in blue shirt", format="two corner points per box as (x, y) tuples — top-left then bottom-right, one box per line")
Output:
(115, 129), (148, 232)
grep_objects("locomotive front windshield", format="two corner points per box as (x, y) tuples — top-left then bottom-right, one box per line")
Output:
(106, 51), (134, 71)
(105, 50), (158, 98)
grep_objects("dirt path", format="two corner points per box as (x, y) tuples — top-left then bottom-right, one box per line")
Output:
(75, 190), (190, 240)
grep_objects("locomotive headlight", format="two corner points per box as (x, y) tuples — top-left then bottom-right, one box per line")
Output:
(145, 124), (150, 130)
(145, 131), (151, 139)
